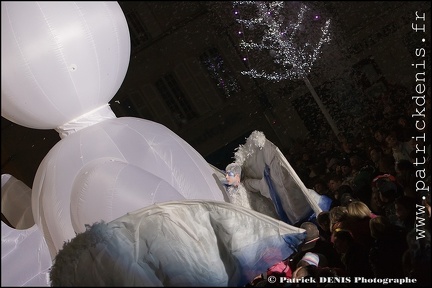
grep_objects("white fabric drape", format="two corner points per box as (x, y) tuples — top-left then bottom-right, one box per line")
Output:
(49, 200), (307, 287)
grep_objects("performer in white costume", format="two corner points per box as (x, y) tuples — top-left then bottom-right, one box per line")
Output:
(228, 131), (333, 225)
(224, 163), (250, 207)
(223, 162), (279, 219)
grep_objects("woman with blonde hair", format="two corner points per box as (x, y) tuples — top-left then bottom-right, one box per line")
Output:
(346, 200), (377, 219)
(342, 201), (375, 250)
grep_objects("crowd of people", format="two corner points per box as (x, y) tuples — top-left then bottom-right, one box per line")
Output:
(236, 84), (431, 286)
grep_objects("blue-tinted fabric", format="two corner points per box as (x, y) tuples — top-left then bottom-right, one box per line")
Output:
(264, 165), (291, 224)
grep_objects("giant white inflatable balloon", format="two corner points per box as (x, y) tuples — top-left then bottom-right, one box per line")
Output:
(1, 174), (52, 287)
(1, 1), (130, 129)
(1, 0), (225, 264)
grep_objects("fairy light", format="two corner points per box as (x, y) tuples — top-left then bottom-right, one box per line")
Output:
(233, 1), (332, 82)
(201, 53), (241, 97)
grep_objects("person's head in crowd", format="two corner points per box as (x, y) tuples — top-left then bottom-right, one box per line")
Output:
(309, 163), (327, 180)
(225, 163), (242, 187)
(369, 215), (392, 239)
(394, 195), (417, 226)
(312, 177), (329, 196)
(349, 154), (365, 172)
(339, 158), (352, 177)
(341, 141), (356, 154)
(335, 185), (354, 203)
(297, 252), (320, 268)
(327, 158), (340, 173)
(373, 127), (388, 144)
(369, 146), (383, 164)
(385, 132), (399, 149)
(376, 179), (400, 204)
(327, 174), (343, 194)
(370, 187), (383, 215)
(380, 154), (397, 175)
(329, 206), (348, 233)
(299, 222), (320, 251)
(317, 211), (331, 234)
(340, 193), (355, 207)
(332, 229), (354, 255)
(346, 201), (373, 219)
(292, 264), (318, 283)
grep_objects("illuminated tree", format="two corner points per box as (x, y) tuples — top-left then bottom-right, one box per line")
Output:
(233, 1), (340, 136)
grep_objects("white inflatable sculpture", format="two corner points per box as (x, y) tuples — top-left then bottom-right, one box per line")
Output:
(1, 174), (52, 286)
(1, 2), (227, 285)
(2, 2), (322, 286)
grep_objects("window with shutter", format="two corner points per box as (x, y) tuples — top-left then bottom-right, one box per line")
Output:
(125, 11), (151, 50)
(155, 74), (197, 127)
